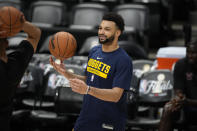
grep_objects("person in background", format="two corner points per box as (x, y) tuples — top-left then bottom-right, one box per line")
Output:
(159, 40), (197, 131)
(0, 13), (41, 131)
(50, 12), (133, 131)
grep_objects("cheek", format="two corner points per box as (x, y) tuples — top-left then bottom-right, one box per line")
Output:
(106, 31), (114, 37)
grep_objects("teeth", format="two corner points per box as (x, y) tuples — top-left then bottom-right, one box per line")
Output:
(99, 36), (106, 39)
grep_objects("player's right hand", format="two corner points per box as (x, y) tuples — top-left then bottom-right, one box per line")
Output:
(49, 56), (66, 76)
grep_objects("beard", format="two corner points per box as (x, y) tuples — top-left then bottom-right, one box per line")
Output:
(99, 35), (115, 45)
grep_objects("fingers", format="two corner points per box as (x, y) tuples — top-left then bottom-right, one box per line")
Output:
(49, 56), (67, 76)
(49, 57), (59, 71)
(49, 56), (54, 66)
(60, 59), (64, 63)
(69, 79), (86, 94)
(70, 80), (81, 94)
(49, 56), (56, 69)
(164, 99), (183, 113)
(20, 12), (26, 23)
(70, 79), (81, 87)
(60, 62), (65, 69)
(70, 78), (84, 85)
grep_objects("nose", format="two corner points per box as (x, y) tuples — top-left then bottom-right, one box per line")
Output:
(98, 28), (104, 35)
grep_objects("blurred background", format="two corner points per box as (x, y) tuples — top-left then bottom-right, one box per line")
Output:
(2, 0), (197, 130)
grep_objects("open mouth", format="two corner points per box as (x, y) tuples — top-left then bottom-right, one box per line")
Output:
(99, 35), (106, 41)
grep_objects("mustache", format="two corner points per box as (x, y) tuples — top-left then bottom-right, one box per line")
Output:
(98, 34), (106, 37)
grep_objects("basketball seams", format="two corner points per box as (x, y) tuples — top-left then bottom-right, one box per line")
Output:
(56, 34), (61, 59)
(65, 36), (76, 58)
(72, 37), (77, 55)
(0, 8), (10, 26)
(8, 7), (12, 33)
(49, 32), (77, 60)
(0, 6), (22, 37)
(49, 37), (58, 57)
(66, 36), (75, 58)
(62, 32), (69, 57)
(54, 35), (59, 58)
(67, 34), (75, 58)
(0, 16), (10, 27)
(12, 10), (21, 26)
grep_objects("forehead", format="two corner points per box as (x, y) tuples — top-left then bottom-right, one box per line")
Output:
(100, 20), (116, 28)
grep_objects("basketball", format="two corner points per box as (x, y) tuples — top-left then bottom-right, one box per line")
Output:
(49, 31), (77, 60)
(0, 6), (23, 38)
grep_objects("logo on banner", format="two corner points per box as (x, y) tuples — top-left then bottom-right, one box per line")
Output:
(139, 73), (173, 96)
(48, 74), (70, 89)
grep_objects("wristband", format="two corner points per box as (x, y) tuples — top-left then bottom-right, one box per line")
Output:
(85, 85), (90, 94)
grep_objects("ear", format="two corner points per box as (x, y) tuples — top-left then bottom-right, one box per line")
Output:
(116, 30), (121, 37)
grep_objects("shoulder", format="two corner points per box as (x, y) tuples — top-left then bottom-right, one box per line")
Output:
(114, 48), (132, 69)
(118, 48), (132, 64)
(91, 45), (101, 52)
(89, 45), (101, 55)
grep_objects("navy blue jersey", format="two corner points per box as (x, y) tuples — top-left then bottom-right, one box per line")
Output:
(74, 45), (133, 131)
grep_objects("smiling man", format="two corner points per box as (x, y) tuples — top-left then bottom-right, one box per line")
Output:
(50, 12), (133, 131)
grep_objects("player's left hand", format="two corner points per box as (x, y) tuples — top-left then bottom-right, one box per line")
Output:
(69, 78), (88, 94)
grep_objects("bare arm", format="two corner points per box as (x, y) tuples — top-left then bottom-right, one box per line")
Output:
(49, 57), (86, 82)
(70, 78), (124, 103)
(88, 86), (124, 102)
(22, 20), (41, 52)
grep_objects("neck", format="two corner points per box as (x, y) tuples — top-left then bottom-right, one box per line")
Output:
(102, 40), (119, 52)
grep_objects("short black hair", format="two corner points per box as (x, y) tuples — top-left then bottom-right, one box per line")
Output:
(102, 12), (125, 33)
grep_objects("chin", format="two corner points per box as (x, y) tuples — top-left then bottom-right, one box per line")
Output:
(99, 40), (106, 44)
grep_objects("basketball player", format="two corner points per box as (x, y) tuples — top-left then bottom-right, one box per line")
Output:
(0, 13), (41, 131)
(159, 40), (197, 131)
(50, 12), (133, 131)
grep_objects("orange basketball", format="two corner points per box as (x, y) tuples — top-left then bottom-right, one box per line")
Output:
(49, 31), (77, 60)
(0, 6), (23, 38)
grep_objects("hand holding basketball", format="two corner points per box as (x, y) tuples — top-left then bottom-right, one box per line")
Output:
(49, 31), (77, 61)
(0, 6), (24, 38)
